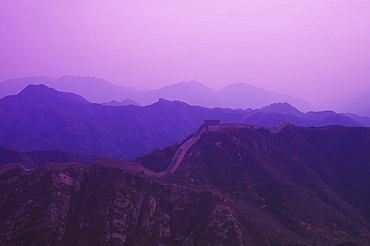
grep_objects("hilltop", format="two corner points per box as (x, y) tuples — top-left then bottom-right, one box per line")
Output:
(1, 85), (368, 162)
(1, 124), (370, 245)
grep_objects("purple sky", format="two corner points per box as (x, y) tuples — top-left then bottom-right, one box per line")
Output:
(1, 1), (370, 110)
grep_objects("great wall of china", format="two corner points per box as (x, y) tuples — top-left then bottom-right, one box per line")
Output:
(0, 120), (289, 176)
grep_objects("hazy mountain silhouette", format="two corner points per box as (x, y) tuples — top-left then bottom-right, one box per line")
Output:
(102, 99), (140, 106)
(258, 102), (304, 116)
(1, 124), (369, 244)
(217, 83), (314, 112)
(242, 102), (364, 128)
(48, 75), (135, 103)
(125, 80), (314, 112)
(0, 85), (250, 160)
(0, 76), (54, 99)
(344, 113), (370, 127)
(0, 76), (134, 103)
(127, 80), (233, 107)
(342, 92), (370, 117)
(0, 76), (314, 111)
(0, 86), (367, 161)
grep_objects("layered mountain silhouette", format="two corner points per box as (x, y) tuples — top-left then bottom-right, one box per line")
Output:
(343, 92), (370, 117)
(0, 76), (132, 103)
(1, 124), (369, 245)
(0, 76), (54, 99)
(102, 99), (140, 106)
(0, 85), (249, 160)
(0, 85), (368, 161)
(0, 76), (314, 111)
(242, 102), (364, 128)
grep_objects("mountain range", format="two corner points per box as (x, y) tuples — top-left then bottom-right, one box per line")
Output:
(342, 92), (370, 117)
(0, 76), (314, 111)
(0, 84), (249, 160)
(242, 102), (364, 128)
(1, 123), (369, 245)
(3, 75), (370, 115)
(0, 84), (369, 162)
(0, 81), (369, 245)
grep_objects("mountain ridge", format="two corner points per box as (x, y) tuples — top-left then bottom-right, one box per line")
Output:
(0, 76), (314, 111)
(343, 92), (370, 117)
(0, 85), (368, 161)
(1, 124), (370, 245)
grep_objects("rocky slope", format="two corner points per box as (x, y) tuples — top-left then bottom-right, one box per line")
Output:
(1, 124), (370, 245)
(136, 124), (370, 245)
(0, 162), (311, 245)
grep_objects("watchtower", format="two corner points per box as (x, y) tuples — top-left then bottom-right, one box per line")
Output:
(204, 119), (220, 131)
(204, 119), (220, 125)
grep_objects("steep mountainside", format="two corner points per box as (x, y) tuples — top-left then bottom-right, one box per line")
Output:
(136, 124), (370, 245)
(1, 125), (370, 245)
(0, 163), (311, 245)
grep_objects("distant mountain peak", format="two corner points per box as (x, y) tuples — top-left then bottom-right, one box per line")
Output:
(18, 84), (89, 104)
(102, 99), (140, 107)
(181, 80), (203, 85)
(156, 98), (187, 106)
(20, 84), (57, 94)
(342, 91), (370, 117)
(259, 102), (303, 116)
(158, 80), (214, 93)
(59, 75), (98, 79)
(221, 82), (267, 91)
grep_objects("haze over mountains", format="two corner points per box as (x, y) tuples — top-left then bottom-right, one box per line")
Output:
(1, 76), (314, 112)
(342, 92), (370, 118)
(0, 84), (369, 161)
(2, 0), (369, 244)
(0, 77), (370, 246)
(0, 77), (370, 245)
(2, 76), (370, 115)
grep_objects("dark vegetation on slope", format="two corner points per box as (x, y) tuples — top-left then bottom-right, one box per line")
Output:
(0, 163), (310, 245)
(0, 124), (370, 245)
(0, 145), (100, 169)
(137, 125), (370, 245)
(132, 143), (180, 172)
